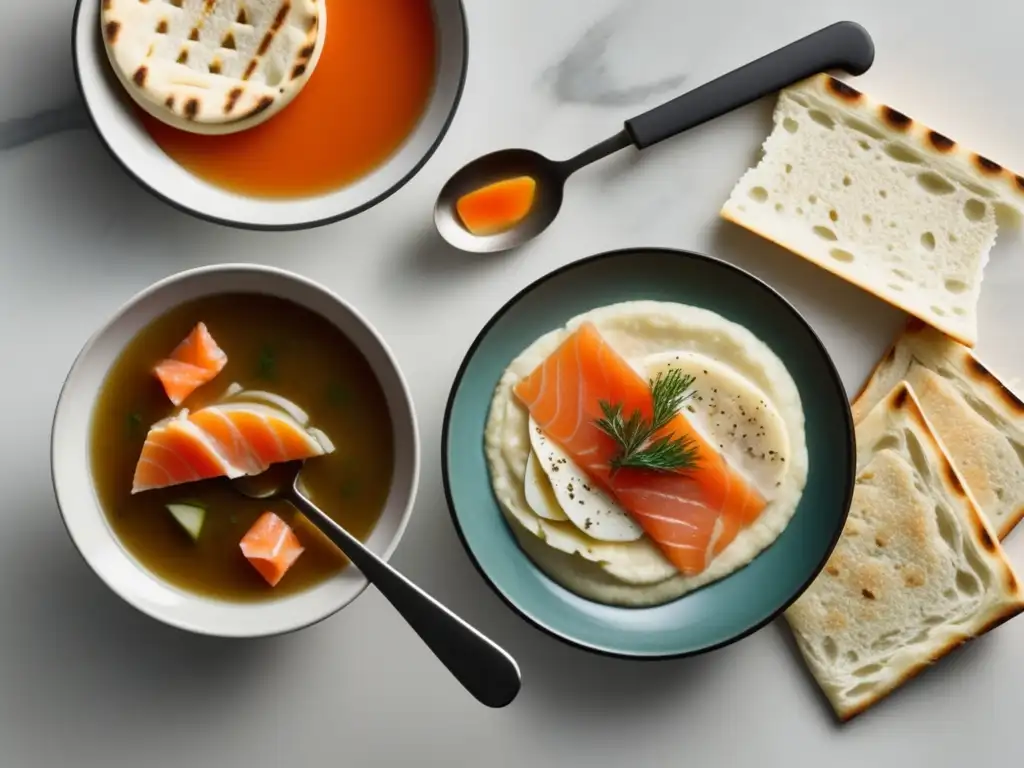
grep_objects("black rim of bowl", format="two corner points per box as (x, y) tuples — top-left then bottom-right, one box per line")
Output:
(441, 247), (856, 660)
(70, 0), (470, 232)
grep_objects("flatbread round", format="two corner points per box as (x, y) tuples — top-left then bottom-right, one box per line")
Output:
(101, 0), (325, 135)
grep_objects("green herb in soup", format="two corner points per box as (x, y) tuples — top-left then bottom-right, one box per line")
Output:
(256, 343), (277, 381)
(90, 294), (394, 601)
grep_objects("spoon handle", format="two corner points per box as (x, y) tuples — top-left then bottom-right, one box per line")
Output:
(286, 489), (522, 708)
(624, 21), (874, 149)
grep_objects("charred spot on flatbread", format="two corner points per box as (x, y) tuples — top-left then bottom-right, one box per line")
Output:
(928, 131), (955, 152)
(245, 96), (275, 119)
(975, 155), (1003, 175)
(881, 106), (912, 131)
(943, 458), (966, 497)
(893, 386), (910, 410)
(224, 87), (243, 114)
(827, 77), (862, 102)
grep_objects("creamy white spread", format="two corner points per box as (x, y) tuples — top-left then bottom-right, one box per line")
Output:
(483, 301), (809, 607)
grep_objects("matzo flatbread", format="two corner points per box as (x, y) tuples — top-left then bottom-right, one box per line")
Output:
(852, 319), (1024, 539)
(785, 382), (1024, 721)
(102, 0), (324, 134)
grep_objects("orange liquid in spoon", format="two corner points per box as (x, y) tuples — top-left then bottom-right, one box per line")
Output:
(456, 176), (538, 235)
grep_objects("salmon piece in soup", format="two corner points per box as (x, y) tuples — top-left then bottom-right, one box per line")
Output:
(240, 512), (305, 587)
(152, 322), (228, 406)
(131, 402), (335, 494)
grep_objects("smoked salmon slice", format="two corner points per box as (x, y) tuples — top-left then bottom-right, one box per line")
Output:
(152, 323), (228, 406)
(513, 322), (766, 575)
(240, 511), (305, 587)
(131, 401), (335, 494)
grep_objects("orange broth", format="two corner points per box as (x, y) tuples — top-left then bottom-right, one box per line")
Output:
(142, 0), (437, 199)
(456, 176), (537, 235)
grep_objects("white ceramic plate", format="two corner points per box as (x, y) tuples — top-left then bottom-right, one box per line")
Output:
(51, 265), (420, 638)
(71, 0), (468, 230)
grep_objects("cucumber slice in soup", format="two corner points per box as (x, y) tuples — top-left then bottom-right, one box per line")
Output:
(166, 503), (206, 542)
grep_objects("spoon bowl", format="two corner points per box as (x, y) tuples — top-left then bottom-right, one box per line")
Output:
(231, 460), (307, 500)
(435, 148), (566, 253)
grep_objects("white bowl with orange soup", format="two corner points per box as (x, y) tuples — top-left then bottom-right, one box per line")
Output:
(72, 0), (467, 230)
(51, 265), (420, 637)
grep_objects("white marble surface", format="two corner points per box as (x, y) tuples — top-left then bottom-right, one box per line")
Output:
(2, 0), (1024, 765)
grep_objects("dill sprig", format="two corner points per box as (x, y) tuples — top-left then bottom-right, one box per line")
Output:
(594, 369), (700, 473)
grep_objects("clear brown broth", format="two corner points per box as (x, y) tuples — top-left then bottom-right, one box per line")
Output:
(90, 293), (394, 601)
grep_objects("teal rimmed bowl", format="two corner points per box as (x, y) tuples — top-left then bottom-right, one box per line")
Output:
(442, 248), (855, 659)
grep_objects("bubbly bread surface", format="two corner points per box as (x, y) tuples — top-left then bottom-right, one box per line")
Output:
(785, 382), (1024, 721)
(853, 320), (1024, 539)
(721, 74), (1024, 347)
(102, 0), (324, 133)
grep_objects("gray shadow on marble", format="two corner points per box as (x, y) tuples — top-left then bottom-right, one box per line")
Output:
(0, 101), (89, 152)
(509, 620), (731, 729)
(387, 220), (524, 291)
(0, 0), (84, 152)
(4, 496), (306, 747)
(3, 125), (211, 281)
(769, 619), (844, 728)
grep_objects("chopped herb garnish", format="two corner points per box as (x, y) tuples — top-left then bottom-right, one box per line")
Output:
(340, 478), (360, 500)
(127, 411), (143, 436)
(593, 369), (700, 474)
(256, 344), (276, 380)
(327, 382), (351, 407)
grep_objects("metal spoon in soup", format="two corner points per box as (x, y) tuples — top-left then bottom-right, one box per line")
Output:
(231, 460), (522, 709)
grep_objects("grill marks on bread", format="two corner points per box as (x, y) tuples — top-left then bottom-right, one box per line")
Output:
(881, 106), (911, 131)
(822, 75), (1024, 198)
(928, 131), (955, 152)
(101, 0), (323, 130)
(831, 77), (1024, 193)
(826, 76), (861, 103)
(224, 86), (244, 114)
(291, 39), (317, 80)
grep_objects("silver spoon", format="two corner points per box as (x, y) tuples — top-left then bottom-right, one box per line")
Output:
(232, 460), (521, 708)
(435, 21), (875, 253)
